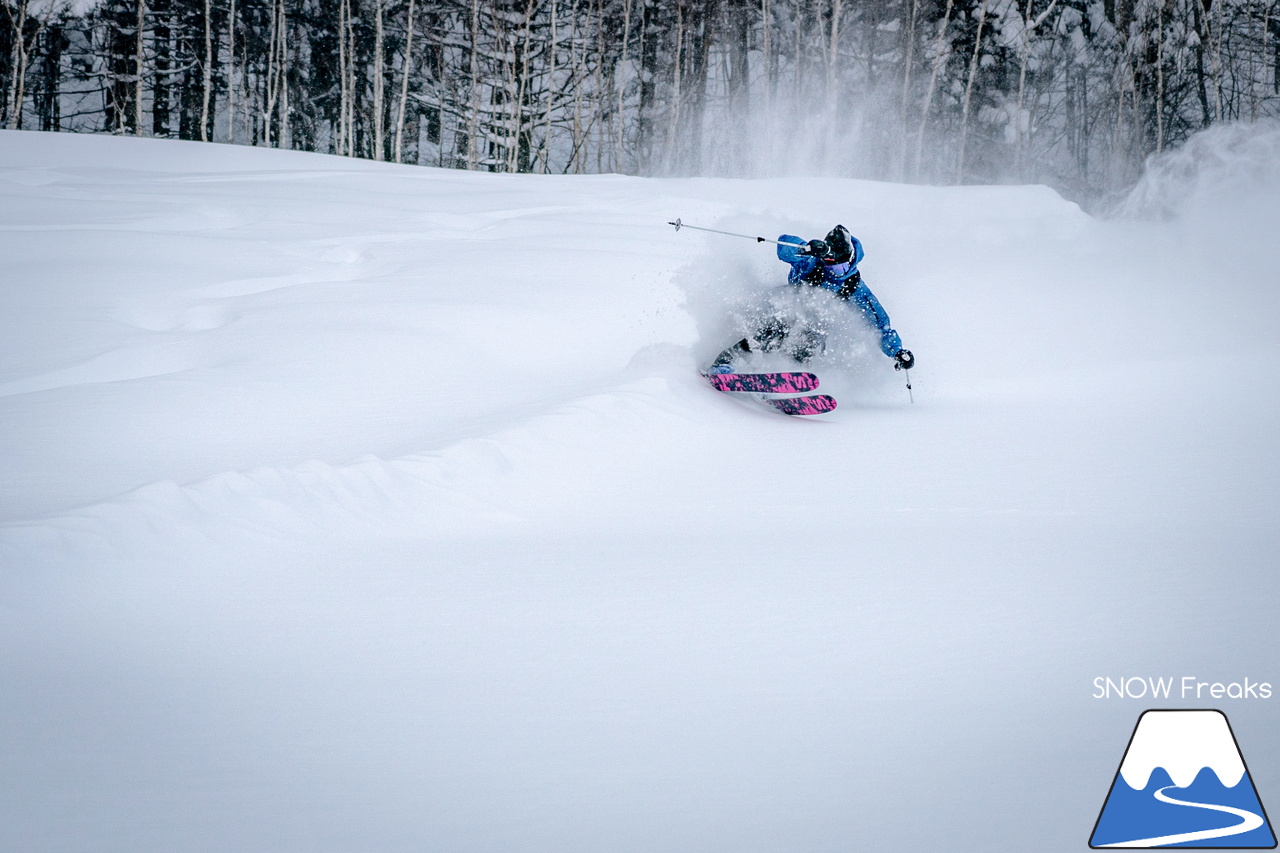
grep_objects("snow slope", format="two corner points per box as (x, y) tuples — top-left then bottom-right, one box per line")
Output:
(2, 127), (1278, 853)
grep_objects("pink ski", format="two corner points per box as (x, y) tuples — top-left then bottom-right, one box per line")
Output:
(706, 371), (819, 394)
(765, 394), (837, 416)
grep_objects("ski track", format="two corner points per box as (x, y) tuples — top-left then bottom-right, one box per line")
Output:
(0, 367), (708, 554)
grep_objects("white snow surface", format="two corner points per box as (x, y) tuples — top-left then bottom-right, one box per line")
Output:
(1119, 711), (1246, 790)
(2, 128), (1279, 852)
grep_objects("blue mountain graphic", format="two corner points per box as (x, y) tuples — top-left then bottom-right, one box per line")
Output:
(1091, 766), (1276, 848)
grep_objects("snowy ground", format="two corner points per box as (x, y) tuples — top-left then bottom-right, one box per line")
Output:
(2, 126), (1278, 852)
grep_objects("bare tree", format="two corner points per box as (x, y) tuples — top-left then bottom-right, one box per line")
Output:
(955, 0), (991, 182)
(134, 0), (145, 135)
(897, 0), (919, 179)
(4, 0), (1280, 205)
(373, 0), (385, 158)
(615, 0), (632, 166)
(226, 0), (235, 141)
(338, 0), (354, 154)
(663, 0), (683, 173)
(4, 0), (56, 128)
(394, 0), (416, 162)
(199, 0), (211, 139)
(914, 0), (957, 178)
(540, 0), (557, 171)
(1012, 0), (1060, 176)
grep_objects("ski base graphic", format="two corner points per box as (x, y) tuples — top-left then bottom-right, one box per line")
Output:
(763, 394), (837, 416)
(706, 372), (819, 394)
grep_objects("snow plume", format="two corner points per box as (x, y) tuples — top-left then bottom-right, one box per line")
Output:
(1118, 120), (1280, 318)
(1118, 120), (1280, 222)
(658, 82), (883, 181)
(729, 287), (885, 371)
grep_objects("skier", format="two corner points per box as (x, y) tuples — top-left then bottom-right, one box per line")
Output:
(707, 224), (914, 374)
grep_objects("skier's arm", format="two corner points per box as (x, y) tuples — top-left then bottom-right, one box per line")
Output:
(775, 234), (807, 264)
(777, 234), (822, 284)
(848, 282), (904, 358)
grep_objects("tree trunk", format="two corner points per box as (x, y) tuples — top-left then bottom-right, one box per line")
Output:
(1014, 0), (1059, 177)
(828, 0), (843, 110)
(394, 0), (416, 163)
(898, 0), (918, 180)
(913, 0), (955, 179)
(38, 22), (66, 131)
(151, 0), (169, 136)
(467, 0), (479, 168)
(105, 0), (136, 133)
(592, 0), (606, 172)
(338, 0), (353, 154)
(955, 0), (990, 183)
(1211, 0), (1223, 120)
(636, 0), (657, 169)
(135, 0), (146, 135)
(726, 0), (749, 171)
(373, 0), (385, 159)
(1270, 13), (1279, 95)
(264, 0), (278, 143)
(511, 0), (535, 171)
(663, 1), (683, 173)
(541, 0), (557, 172)
(200, 0), (211, 139)
(762, 0), (774, 111)
(616, 0), (633, 168)
(277, 0), (288, 147)
(682, 0), (710, 174)
(568, 0), (584, 172)
(5, 0), (31, 129)
(226, 0), (235, 141)
(1156, 1), (1164, 152)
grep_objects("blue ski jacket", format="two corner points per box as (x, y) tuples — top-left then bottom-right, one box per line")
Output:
(777, 233), (903, 358)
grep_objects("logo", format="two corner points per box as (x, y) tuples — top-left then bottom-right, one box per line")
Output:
(1090, 710), (1276, 848)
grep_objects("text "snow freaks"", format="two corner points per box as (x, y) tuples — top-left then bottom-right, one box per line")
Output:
(1093, 677), (1273, 700)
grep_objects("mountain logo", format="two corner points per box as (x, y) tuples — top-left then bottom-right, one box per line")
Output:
(1090, 710), (1276, 848)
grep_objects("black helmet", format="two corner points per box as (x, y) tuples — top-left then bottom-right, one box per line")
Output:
(822, 225), (853, 263)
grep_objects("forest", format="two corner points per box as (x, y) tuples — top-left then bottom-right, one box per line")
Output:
(3, 0), (1279, 204)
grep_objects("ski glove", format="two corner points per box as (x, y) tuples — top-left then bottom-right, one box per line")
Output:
(894, 349), (915, 370)
(802, 239), (828, 256)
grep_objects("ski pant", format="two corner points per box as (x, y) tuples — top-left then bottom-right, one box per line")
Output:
(711, 281), (904, 368)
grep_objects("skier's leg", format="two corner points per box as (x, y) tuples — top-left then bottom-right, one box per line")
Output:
(790, 328), (827, 363)
(710, 313), (807, 371)
(752, 316), (790, 352)
(849, 283), (904, 358)
(710, 338), (751, 370)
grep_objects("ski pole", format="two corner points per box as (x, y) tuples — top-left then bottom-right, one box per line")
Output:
(668, 218), (807, 249)
(905, 367), (913, 404)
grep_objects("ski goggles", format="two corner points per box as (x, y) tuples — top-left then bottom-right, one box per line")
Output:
(821, 260), (853, 278)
